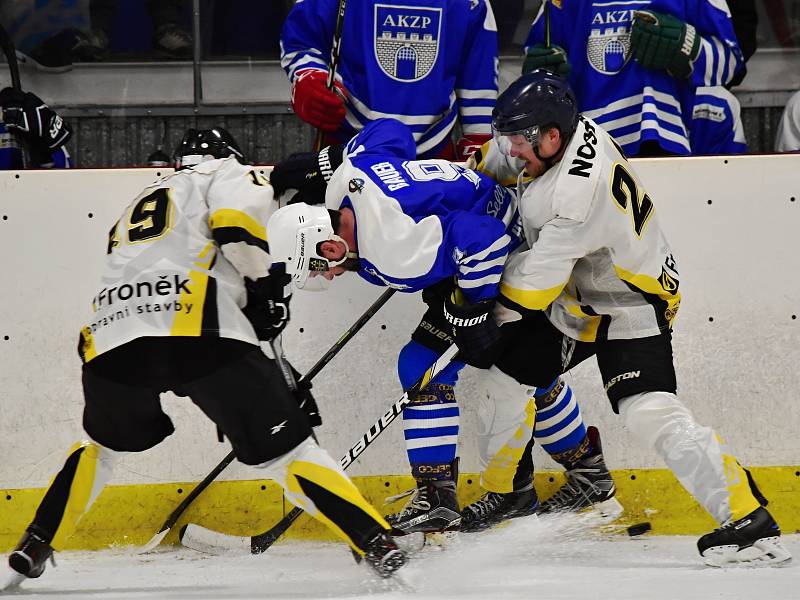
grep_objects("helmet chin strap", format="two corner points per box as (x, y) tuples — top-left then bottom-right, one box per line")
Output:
(532, 129), (572, 172)
(327, 234), (358, 268)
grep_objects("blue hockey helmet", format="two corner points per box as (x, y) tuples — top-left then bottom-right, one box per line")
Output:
(173, 127), (246, 170)
(492, 70), (578, 149)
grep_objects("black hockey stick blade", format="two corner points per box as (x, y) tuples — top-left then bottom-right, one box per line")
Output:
(145, 288), (395, 552)
(180, 344), (460, 555)
(139, 450), (236, 553)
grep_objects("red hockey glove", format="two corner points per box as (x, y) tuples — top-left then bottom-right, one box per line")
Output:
(456, 134), (491, 161)
(291, 69), (347, 133)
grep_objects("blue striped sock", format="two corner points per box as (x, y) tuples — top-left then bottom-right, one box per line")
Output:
(533, 379), (587, 455)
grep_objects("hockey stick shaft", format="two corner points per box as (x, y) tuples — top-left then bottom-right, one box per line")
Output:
(141, 288), (395, 551)
(313, 0), (347, 151)
(249, 343), (459, 553)
(0, 21), (29, 167)
(544, 0), (551, 49)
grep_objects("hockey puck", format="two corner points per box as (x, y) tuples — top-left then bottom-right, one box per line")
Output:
(627, 522), (652, 537)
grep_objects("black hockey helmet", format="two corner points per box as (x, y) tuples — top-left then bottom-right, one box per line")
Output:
(492, 70), (578, 147)
(173, 127), (246, 170)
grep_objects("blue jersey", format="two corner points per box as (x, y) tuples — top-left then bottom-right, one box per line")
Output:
(282, 0), (498, 157)
(689, 86), (747, 155)
(0, 123), (71, 169)
(525, 0), (744, 156)
(325, 119), (521, 303)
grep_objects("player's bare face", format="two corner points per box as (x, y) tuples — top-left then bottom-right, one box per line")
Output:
(507, 135), (541, 176)
(315, 240), (352, 280)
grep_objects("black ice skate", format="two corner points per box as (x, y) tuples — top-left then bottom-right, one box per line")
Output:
(697, 506), (792, 567)
(385, 479), (461, 538)
(362, 531), (407, 578)
(2, 528), (55, 592)
(538, 427), (623, 521)
(460, 487), (539, 533)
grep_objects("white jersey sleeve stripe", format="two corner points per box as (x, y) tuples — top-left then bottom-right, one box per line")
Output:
(455, 88), (497, 100)
(458, 272), (502, 288)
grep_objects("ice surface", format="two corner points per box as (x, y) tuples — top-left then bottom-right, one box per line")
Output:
(3, 513), (797, 600)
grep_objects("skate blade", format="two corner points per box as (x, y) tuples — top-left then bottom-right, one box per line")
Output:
(702, 536), (793, 567)
(1, 566), (26, 593)
(584, 497), (624, 524)
(423, 529), (459, 548)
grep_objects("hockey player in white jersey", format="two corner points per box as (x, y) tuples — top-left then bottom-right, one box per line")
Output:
(267, 118), (621, 538)
(466, 70), (790, 566)
(2, 128), (406, 592)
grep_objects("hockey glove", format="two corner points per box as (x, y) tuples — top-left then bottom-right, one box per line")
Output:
(631, 10), (700, 79)
(242, 264), (292, 341)
(286, 362), (322, 427)
(522, 44), (571, 78)
(270, 144), (344, 205)
(443, 290), (502, 369)
(291, 69), (347, 132)
(456, 133), (491, 161)
(0, 88), (73, 150)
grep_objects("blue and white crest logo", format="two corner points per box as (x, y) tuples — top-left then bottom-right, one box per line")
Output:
(374, 4), (441, 82)
(587, 8), (635, 75)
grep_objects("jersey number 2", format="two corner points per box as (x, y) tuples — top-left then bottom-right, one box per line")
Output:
(610, 163), (653, 238)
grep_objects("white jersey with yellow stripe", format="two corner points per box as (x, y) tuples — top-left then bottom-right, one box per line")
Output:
(495, 116), (681, 342)
(79, 156), (276, 362)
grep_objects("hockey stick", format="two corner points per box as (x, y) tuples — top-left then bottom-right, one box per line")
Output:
(312, 0), (346, 152)
(543, 0), (551, 49)
(0, 20), (29, 167)
(180, 343), (460, 555)
(139, 288), (396, 552)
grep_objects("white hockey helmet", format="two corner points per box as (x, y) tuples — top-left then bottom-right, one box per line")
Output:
(267, 203), (352, 290)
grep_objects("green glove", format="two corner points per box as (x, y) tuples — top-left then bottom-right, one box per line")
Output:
(522, 44), (571, 78)
(630, 10), (701, 79)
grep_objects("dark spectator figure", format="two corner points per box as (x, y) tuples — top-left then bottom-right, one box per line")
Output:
(0, 88), (72, 168)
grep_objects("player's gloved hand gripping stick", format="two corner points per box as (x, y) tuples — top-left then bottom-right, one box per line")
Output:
(139, 287), (396, 553)
(180, 343), (461, 555)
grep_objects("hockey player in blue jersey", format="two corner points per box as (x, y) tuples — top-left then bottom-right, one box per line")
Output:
(280, 0), (498, 160)
(268, 118), (621, 538)
(521, 0), (746, 156)
(0, 88), (72, 169)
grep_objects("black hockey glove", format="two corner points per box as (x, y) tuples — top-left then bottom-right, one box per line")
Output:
(443, 291), (502, 369)
(287, 363), (322, 428)
(242, 263), (292, 341)
(270, 144), (344, 205)
(522, 44), (571, 78)
(630, 10), (701, 79)
(0, 88), (73, 151)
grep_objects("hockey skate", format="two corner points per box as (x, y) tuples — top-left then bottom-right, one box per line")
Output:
(460, 487), (539, 533)
(362, 531), (407, 578)
(385, 479), (461, 546)
(697, 507), (792, 567)
(538, 427), (623, 521)
(2, 529), (54, 592)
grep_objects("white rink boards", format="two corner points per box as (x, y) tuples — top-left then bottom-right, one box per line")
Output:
(0, 154), (799, 489)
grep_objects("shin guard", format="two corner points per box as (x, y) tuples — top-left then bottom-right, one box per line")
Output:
(259, 437), (389, 554)
(620, 391), (761, 524)
(477, 366), (537, 494)
(32, 441), (121, 550)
